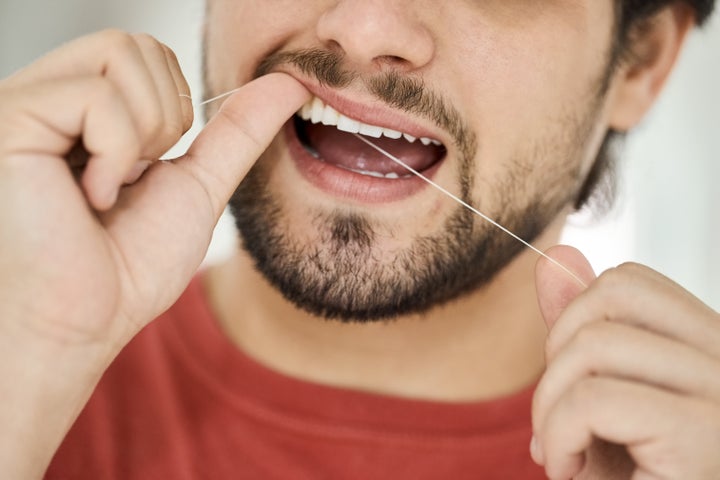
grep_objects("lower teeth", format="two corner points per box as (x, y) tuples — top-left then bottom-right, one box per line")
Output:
(345, 167), (411, 179)
(299, 136), (410, 179)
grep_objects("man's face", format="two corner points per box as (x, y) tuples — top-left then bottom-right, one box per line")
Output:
(204, 0), (617, 321)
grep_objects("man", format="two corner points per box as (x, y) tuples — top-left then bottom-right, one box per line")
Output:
(0, 0), (718, 478)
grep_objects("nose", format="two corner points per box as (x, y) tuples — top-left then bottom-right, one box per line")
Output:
(316, 0), (435, 73)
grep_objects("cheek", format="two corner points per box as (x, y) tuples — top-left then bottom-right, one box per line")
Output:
(437, 4), (614, 152)
(437, 27), (613, 207)
(460, 40), (605, 128)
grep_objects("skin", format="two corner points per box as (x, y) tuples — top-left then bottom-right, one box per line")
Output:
(203, 0), (614, 399)
(0, 1), (717, 479)
(0, 33), (309, 478)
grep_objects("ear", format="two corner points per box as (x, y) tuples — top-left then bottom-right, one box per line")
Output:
(607, 4), (696, 131)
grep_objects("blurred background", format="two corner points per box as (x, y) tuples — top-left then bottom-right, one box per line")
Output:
(1, 0), (718, 309)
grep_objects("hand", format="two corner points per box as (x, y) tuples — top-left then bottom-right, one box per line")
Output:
(531, 245), (720, 479)
(0, 30), (309, 478)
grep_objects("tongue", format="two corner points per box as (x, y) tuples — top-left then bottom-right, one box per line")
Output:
(305, 122), (442, 175)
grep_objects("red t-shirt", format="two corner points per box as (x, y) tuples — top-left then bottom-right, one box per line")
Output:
(46, 276), (546, 479)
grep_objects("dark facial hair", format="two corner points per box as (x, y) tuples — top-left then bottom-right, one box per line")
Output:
(228, 49), (602, 323)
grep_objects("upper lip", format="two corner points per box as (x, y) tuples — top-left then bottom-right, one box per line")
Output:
(273, 69), (448, 146)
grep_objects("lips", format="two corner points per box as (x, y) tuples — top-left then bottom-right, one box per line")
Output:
(284, 93), (447, 203)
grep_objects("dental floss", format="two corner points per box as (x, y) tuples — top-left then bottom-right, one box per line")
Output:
(181, 87), (243, 108)
(351, 133), (588, 288)
(181, 89), (587, 288)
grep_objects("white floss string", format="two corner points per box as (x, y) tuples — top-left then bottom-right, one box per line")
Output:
(351, 133), (588, 288)
(180, 89), (586, 288)
(180, 87), (243, 108)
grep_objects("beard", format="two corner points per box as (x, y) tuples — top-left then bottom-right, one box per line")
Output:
(228, 135), (591, 323)
(223, 50), (605, 323)
(231, 169), (521, 322)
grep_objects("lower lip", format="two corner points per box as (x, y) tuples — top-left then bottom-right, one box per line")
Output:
(283, 121), (442, 204)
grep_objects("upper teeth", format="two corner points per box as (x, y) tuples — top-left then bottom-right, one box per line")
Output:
(299, 97), (441, 146)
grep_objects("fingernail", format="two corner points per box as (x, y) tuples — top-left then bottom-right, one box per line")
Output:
(530, 435), (544, 464)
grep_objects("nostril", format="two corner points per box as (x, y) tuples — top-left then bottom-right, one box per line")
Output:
(375, 55), (410, 68)
(325, 39), (344, 55)
(316, 2), (435, 71)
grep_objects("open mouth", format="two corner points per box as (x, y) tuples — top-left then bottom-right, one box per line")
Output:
(293, 96), (447, 180)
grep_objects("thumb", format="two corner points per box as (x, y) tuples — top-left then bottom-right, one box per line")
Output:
(176, 72), (310, 219)
(535, 245), (597, 331)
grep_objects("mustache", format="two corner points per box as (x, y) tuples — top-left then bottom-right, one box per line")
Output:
(255, 48), (475, 154)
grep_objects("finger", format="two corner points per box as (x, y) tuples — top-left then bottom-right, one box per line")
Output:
(131, 34), (188, 160)
(7, 30), (166, 155)
(0, 76), (140, 209)
(79, 82), (145, 209)
(535, 245), (597, 331)
(545, 262), (720, 362)
(160, 43), (193, 133)
(536, 377), (718, 479)
(5, 30), (146, 84)
(175, 72), (310, 220)
(533, 320), (720, 437)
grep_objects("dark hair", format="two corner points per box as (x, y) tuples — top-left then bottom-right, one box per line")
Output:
(620, 0), (714, 32)
(614, 0), (715, 58)
(576, 0), (715, 212)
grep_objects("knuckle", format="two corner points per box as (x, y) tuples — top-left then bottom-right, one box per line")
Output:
(616, 261), (647, 273)
(131, 32), (157, 46)
(134, 106), (164, 142)
(160, 118), (184, 143)
(218, 108), (263, 150)
(162, 43), (180, 64)
(546, 322), (604, 363)
(568, 377), (601, 411)
(595, 265), (625, 289)
(151, 114), (167, 140)
(571, 322), (606, 353)
(86, 76), (115, 100)
(597, 262), (648, 287)
(132, 33), (166, 56)
(592, 268), (629, 310)
(97, 28), (136, 51)
(145, 109), (165, 137)
(134, 35), (176, 71)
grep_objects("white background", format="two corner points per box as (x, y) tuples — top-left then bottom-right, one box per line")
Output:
(1, 0), (718, 310)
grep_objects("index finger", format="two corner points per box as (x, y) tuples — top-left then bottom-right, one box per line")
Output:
(544, 263), (720, 363)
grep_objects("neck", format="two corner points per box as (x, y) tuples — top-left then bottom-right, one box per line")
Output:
(205, 222), (564, 403)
